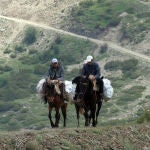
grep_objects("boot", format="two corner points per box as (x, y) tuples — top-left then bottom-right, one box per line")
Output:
(43, 97), (47, 104)
(73, 94), (77, 101)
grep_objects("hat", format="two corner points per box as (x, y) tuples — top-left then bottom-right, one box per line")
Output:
(51, 58), (58, 63)
(86, 55), (93, 62)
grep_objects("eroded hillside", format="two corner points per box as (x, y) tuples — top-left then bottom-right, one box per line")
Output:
(0, 0), (85, 27)
(0, 124), (149, 150)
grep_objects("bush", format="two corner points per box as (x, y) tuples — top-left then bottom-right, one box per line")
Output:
(28, 48), (37, 55)
(145, 95), (150, 99)
(0, 78), (7, 88)
(23, 27), (37, 45)
(104, 60), (121, 71)
(19, 55), (39, 65)
(79, 0), (94, 8)
(99, 44), (108, 54)
(3, 48), (11, 54)
(14, 44), (26, 53)
(137, 109), (150, 123)
(10, 53), (17, 58)
(25, 141), (39, 150)
(0, 65), (12, 72)
(104, 59), (139, 79)
(0, 102), (20, 112)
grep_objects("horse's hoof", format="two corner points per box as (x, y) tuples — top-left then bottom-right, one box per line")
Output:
(93, 124), (96, 127)
(92, 122), (96, 127)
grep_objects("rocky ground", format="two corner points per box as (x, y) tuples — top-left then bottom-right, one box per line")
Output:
(0, 124), (149, 150)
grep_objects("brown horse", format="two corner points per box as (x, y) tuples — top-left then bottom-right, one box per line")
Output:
(43, 80), (67, 128)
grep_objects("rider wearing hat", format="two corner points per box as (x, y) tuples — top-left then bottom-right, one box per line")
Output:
(44, 58), (67, 104)
(73, 55), (103, 101)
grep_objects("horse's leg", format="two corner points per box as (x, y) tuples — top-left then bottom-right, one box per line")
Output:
(96, 100), (103, 125)
(89, 112), (92, 125)
(55, 107), (60, 127)
(61, 103), (67, 127)
(91, 105), (96, 127)
(48, 106), (55, 128)
(75, 104), (80, 127)
(84, 110), (89, 126)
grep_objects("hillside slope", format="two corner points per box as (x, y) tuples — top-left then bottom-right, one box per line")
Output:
(0, 124), (149, 150)
(0, 0), (149, 131)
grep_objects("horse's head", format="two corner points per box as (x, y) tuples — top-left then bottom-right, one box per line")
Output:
(72, 76), (93, 100)
(43, 80), (61, 102)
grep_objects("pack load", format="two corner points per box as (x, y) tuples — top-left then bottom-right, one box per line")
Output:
(36, 78), (46, 99)
(102, 78), (114, 101)
(36, 79), (76, 101)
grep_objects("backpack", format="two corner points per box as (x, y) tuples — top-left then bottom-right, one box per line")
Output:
(102, 78), (114, 101)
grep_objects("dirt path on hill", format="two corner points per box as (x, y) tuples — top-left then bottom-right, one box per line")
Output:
(0, 15), (150, 62)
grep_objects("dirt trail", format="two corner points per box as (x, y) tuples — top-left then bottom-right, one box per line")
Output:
(0, 15), (150, 62)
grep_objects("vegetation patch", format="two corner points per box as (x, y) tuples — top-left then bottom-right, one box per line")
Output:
(23, 26), (37, 45)
(104, 58), (140, 79)
(67, 0), (149, 40)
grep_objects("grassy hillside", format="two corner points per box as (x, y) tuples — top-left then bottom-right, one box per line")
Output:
(0, 24), (149, 131)
(0, 0), (150, 132)
(64, 0), (150, 44)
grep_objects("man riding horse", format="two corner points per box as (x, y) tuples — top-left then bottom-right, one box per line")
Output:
(44, 58), (67, 104)
(73, 55), (103, 102)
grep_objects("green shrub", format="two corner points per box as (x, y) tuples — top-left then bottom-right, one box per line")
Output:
(19, 55), (39, 65)
(104, 59), (139, 79)
(124, 86), (146, 95)
(0, 102), (20, 112)
(14, 44), (26, 53)
(121, 15), (150, 43)
(0, 78), (7, 88)
(23, 27), (37, 45)
(3, 48), (11, 54)
(145, 95), (150, 99)
(0, 65), (12, 72)
(10, 53), (17, 58)
(79, 0), (94, 8)
(99, 44), (108, 54)
(124, 139), (136, 150)
(25, 141), (39, 150)
(0, 69), (36, 101)
(137, 109), (150, 123)
(28, 48), (37, 55)
(104, 60), (121, 71)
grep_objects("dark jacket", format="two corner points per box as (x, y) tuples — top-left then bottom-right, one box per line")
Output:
(45, 63), (64, 81)
(81, 62), (101, 79)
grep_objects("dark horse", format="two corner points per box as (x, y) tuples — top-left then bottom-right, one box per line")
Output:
(72, 76), (103, 127)
(43, 81), (67, 128)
